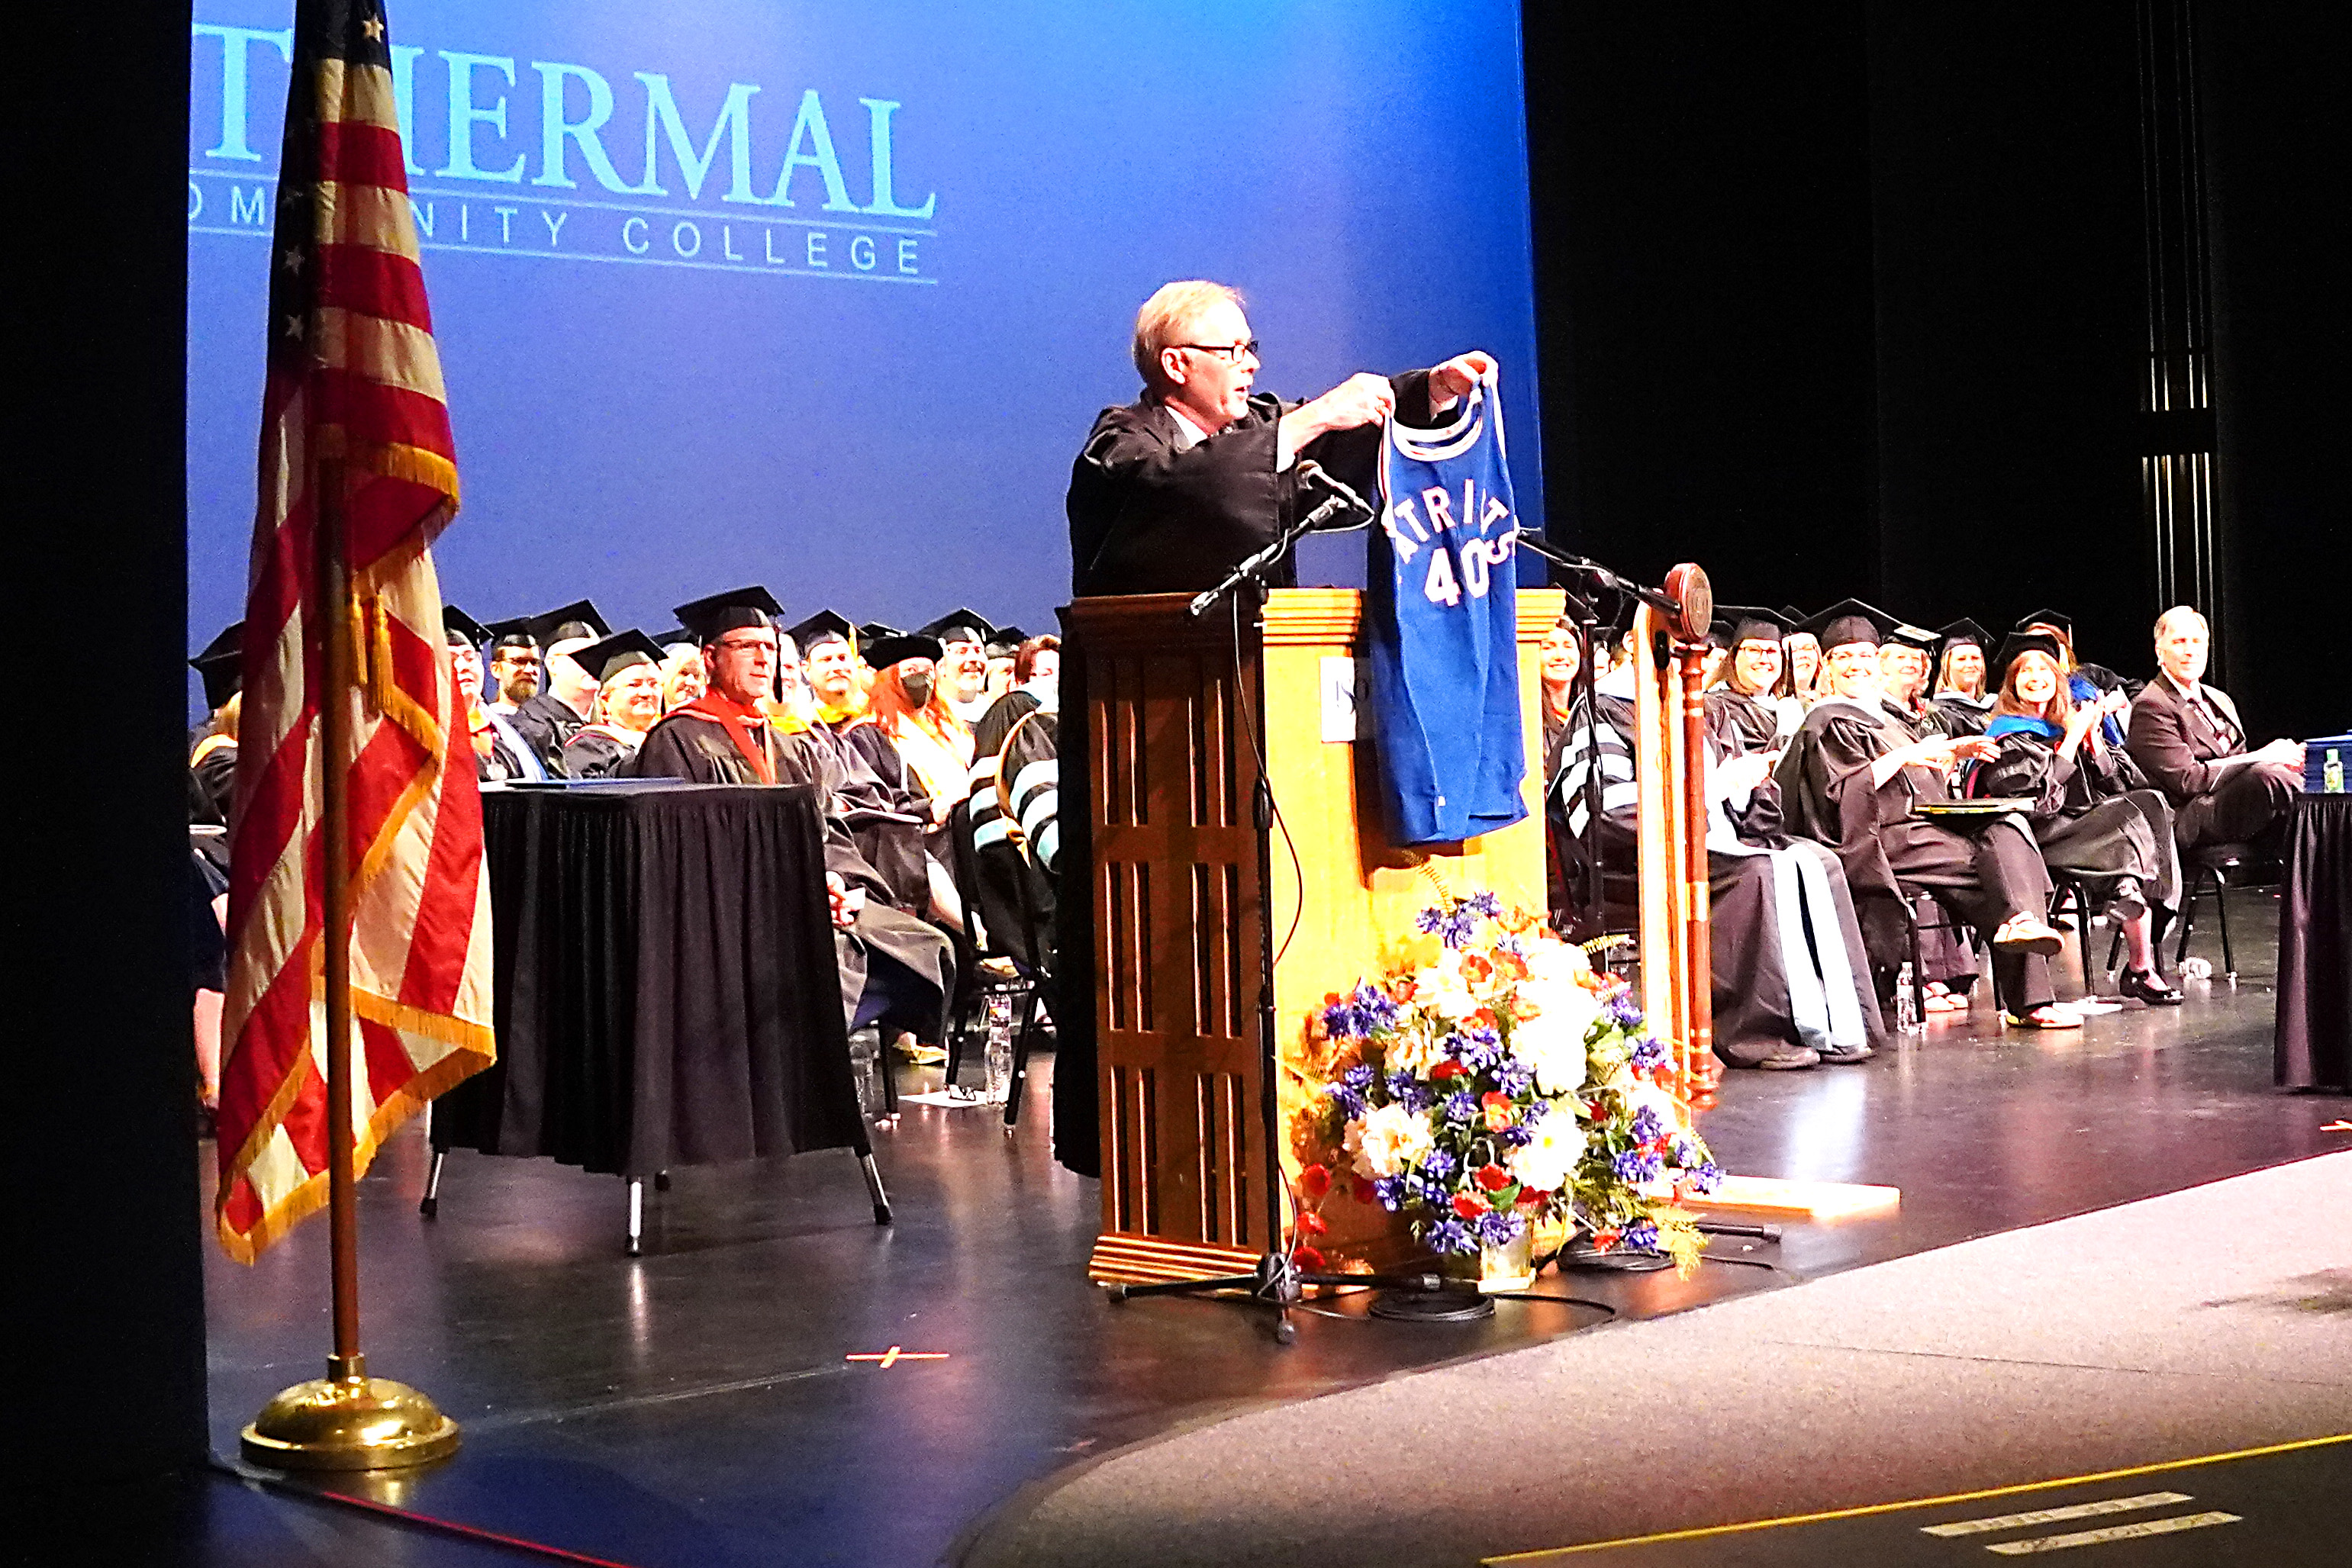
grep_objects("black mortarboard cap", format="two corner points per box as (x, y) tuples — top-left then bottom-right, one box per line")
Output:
(1936, 617), (1991, 651)
(521, 599), (610, 646)
(1885, 619), (1941, 653)
(920, 609), (995, 647)
(672, 586), (782, 642)
(443, 605), (488, 649)
(1993, 630), (2066, 681)
(785, 609), (855, 650)
(1719, 606), (1788, 645)
(190, 622), (244, 710)
(1799, 598), (1892, 652)
(2015, 610), (2078, 646)
(856, 621), (904, 655)
(1777, 605), (1805, 624)
(482, 616), (541, 653)
(862, 633), (945, 670)
(648, 627), (694, 652)
(572, 629), (666, 684)
(985, 624), (1029, 658)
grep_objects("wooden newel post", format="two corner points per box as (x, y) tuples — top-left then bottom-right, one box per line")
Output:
(1675, 638), (1719, 1110)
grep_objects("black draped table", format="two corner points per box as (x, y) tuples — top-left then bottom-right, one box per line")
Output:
(430, 781), (888, 1236)
(2276, 794), (2352, 1090)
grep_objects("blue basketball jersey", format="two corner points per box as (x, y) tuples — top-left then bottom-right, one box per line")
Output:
(1365, 370), (1527, 845)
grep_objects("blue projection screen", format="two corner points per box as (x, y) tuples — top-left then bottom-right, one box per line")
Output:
(186, 1), (1542, 694)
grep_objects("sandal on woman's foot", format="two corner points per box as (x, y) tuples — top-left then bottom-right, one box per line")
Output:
(2006, 1003), (2084, 1030)
(1991, 915), (2064, 956)
(1924, 992), (1970, 1014)
(2118, 965), (2185, 1006)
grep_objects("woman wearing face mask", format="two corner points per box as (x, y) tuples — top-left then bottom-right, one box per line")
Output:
(858, 639), (975, 813)
(1967, 635), (2183, 1005)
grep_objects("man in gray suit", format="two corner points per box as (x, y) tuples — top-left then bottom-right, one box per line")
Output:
(2125, 606), (2304, 852)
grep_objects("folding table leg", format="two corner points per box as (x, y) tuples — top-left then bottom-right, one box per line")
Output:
(858, 1151), (892, 1226)
(626, 1178), (644, 1257)
(654, 1170), (671, 1192)
(1004, 987), (1042, 1133)
(419, 1149), (446, 1219)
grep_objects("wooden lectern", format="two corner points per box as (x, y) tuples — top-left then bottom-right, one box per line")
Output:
(1070, 587), (1563, 1285)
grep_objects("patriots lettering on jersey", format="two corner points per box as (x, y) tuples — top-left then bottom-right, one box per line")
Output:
(1385, 476), (1516, 605)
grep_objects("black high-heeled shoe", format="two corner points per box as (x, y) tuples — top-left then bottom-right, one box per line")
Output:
(2118, 965), (2184, 1006)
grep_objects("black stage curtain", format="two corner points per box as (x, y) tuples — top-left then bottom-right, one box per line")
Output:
(2276, 794), (2352, 1091)
(433, 782), (865, 1175)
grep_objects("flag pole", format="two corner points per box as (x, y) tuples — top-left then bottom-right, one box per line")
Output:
(240, 462), (460, 1471)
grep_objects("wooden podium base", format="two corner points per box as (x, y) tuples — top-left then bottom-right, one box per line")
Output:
(1689, 1174), (1902, 1222)
(1087, 1234), (1263, 1288)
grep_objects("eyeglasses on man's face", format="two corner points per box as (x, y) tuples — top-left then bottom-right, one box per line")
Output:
(1176, 339), (1259, 363)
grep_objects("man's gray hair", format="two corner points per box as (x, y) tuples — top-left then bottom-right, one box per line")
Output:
(1133, 279), (1243, 386)
(2154, 604), (2209, 639)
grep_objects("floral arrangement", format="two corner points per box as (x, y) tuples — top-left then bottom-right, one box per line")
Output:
(1293, 890), (1719, 1277)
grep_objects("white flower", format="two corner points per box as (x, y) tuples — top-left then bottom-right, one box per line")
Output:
(1344, 1103), (1435, 1179)
(1515, 1016), (1587, 1096)
(1419, 952), (1477, 1021)
(1524, 937), (1590, 983)
(1506, 1110), (1584, 1193)
(1519, 976), (1601, 1045)
(1384, 1029), (1448, 1077)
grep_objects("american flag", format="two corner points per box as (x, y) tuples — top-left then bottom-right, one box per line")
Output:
(216, 0), (495, 1262)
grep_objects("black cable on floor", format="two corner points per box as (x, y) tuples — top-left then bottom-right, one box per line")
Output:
(207, 1454), (639, 1566)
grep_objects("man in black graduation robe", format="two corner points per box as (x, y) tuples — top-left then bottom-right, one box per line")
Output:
(629, 594), (954, 1045)
(1774, 613), (2073, 1024)
(1055, 279), (1499, 1175)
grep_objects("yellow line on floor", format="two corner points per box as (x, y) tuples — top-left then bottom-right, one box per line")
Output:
(1482, 1433), (2349, 1562)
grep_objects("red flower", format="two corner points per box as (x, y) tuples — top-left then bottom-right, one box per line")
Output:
(1451, 1193), (1489, 1220)
(1590, 1227), (1620, 1251)
(1298, 1210), (1329, 1237)
(1460, 953), (1493, 984)
(1516, 1187), (1551, 1209)
(1351, 1177), (1378, 1206)
(1298, 1163), (1332, 1200)
(1480, 1092), (1514, 1132)
(1474, 1163), (1513, 1193)
(1293, 1244), (1326, 1270)
(1430, 1059), (1465, 1080)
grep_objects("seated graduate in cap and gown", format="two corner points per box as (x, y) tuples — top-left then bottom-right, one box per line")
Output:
(505, 600), (609, 776)
(187, 626), (244, 837)
(1928, 619), (1995, 737)
(1773, 609), (2080, 1028)
(1702, 608), (1796, 757)
(1874, 614), (1951, 741)
(1966, 633), (2183, 1004)
(630, 589), (955, 1043)
(558, 631), (669, 780)
(1555, 658), (1883, 1067)
(440, 607), (541, 784)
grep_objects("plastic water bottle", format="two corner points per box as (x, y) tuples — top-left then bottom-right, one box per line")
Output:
(847, 1025), (884, 1119)
(1893, 963), (1920, 1032)
(2325, 748), (2344, 794)
(984, 993), (1016, 1105)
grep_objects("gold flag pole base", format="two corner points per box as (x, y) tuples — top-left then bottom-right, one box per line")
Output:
(240, 1353), (461, 1472)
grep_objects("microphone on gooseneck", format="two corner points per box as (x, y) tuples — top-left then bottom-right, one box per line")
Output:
(1294, 459), (1374, 519)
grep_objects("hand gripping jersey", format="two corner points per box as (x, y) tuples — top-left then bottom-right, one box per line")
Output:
(1366, 369), (1527, 845)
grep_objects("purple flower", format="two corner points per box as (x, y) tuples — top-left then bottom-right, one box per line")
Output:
(1373, 1174), (1408, 1212)
(1351, 982), (1401, 1032)
(1385, 1070), (1417, 1100)
(1612, 1148), (1664, 1185)
(1630, 1105), (1668, 1145)
(1415, 904), (1478, 950)
(1629, 1033), (1669, 1070)
(1622, 1218), (1661, 1252)
(1325, 1084), (1367, 1119)
(1607, 991), (1645, 1029)
(1404, 1085), (1439, 1114)
(1522, 1098), (1550, 1125)
(1451, 1026), (1503, 1071)
(1420, 1148), (1457, 1181)
(1442, 1090), (1479, 1123)
(1499, 1125), (1533, 1148)
(1426, 1218), (1477, 1255)
(1463, 890), (1503, 918)
(1496, 1062), (1535, 1096)
(1342, 1064), (1376, 1092)
(1686, 1161), (1722, 1195)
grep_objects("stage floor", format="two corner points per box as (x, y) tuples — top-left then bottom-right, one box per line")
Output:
(188, 887), (2348, 1567)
